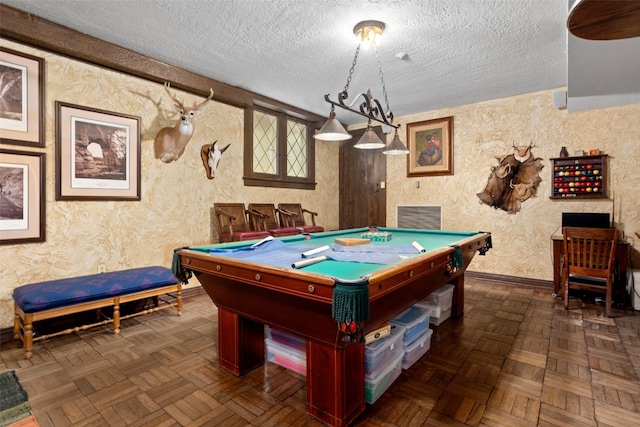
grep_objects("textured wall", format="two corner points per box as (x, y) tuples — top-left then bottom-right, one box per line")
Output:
(0, 41), (339, 328)
(1, 40), (639, 329)
(385, 92), (640, 281)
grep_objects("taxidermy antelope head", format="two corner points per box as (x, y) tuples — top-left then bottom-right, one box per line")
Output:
(154, 82), (214, 163)
(512, 141), (535, 163)
(510, 180), (534, 202)
(200, 141), (231, 179)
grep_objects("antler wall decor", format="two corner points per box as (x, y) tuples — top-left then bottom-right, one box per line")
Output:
(477, 143), (544, 214)
(154, 82), (213, 163)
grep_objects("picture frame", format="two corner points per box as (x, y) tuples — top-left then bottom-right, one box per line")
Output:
(406, 116), (454, 177)
(55, 101), (141, 201)
(0, 149), (45, 244)
(0, 48), (45, 148)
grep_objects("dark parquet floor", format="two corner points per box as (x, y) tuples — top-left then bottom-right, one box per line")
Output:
(1, 277), (639, 426)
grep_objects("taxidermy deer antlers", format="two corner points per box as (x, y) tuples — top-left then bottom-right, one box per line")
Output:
(477, 142), (543, 214)
(200, 141), (231, 179)
(154, 82), (214, 163)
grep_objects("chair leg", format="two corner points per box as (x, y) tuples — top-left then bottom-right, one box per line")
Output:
(606, 281), (613, 318)
(564, 281), (569, 310)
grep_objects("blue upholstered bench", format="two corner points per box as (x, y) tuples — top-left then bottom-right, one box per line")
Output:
(13, 266), (182, 359)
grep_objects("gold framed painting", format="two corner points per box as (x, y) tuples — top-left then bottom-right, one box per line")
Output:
(407, 116), (453, 177)
(0, 48), (45, 148)
(0, 149), (46, 244)
(55, 101), (141, 201)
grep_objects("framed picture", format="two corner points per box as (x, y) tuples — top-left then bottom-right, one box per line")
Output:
(0, 149), (45, 244)
(0, 48), (45, 147)
(55, 101), (141, 201)
(407, 116), (454, 177)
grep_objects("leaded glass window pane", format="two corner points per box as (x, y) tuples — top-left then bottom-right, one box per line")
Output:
(253, 110), (277, 174)
(286, 120), (308, 178)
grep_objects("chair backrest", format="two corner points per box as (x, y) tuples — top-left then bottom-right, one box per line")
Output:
(213, 203), (251, 235)
(562, 226), (618, 280)
(278, 203), (307, 227)
(247, 203), (280, 231)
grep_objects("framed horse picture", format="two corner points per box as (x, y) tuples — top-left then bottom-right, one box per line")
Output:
(406, 116), (453, 177)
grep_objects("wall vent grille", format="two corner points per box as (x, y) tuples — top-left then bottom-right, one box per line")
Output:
(397, 205), (442, 230)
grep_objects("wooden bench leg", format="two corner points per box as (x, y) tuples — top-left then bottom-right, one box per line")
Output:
(14, 303), (19, 340)
(23, 313), (34, 360)
(177, 285), (182, 315)
(113, 297), (121, 334)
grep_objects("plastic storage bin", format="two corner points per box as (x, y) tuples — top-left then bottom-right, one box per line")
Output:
(364, 352), (403, 404)
(432, 306), (451, 325)
(365, 325), (405, 377)
(266, 326), (306, 352)
(420, 283), (454, 308)
(401, 328), (433, 369)
(388, 306), (431, 346)
(415, 283), (454, 326)
(265, 337), (306, 376)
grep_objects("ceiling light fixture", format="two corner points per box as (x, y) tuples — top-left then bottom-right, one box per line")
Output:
(314, 20), (409, 155)
(354, 119), (386, 149)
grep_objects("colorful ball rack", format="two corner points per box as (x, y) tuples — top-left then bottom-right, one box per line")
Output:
(551, 155), (607, 199)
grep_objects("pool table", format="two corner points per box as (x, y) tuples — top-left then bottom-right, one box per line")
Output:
(174, 227), (491, 426)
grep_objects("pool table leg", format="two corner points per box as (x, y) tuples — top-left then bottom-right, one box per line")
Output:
(452, 274), (465, 317)
(217, 308), (265, 376)
(306, 339), (365, 427)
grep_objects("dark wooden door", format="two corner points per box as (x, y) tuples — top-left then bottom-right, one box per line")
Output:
(339, 126), (387, 229)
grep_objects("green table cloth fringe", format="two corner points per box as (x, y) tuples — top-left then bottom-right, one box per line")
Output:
(332, 282), (370, 324)
(451, 245), (462, 269)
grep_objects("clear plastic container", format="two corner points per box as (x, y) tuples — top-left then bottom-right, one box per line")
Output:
(401, 328), (433, 369)
(266, 326), (306, 352)
(364, 352), (403, 404)
(415, 303), (452, 325)
(389, 305), (431, 346)
(265, 337), (306, 376)
(416, 284), (454, 310)
(415, 283), (454, 326)
(364, 325), (405, 377)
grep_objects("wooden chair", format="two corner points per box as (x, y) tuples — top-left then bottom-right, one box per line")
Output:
(278, 203), (324, 233)
(562, 226), (619, 317)
(247, 203), (302, 237)
(213, 203), (271, 242)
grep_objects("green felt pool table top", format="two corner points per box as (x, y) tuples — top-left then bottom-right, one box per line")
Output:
(188, 227), (484, 281)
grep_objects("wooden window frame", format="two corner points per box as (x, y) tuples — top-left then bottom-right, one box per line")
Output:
(243, 105), (316, 189)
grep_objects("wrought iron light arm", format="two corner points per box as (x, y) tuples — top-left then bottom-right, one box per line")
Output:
(323, 90), (399, 130)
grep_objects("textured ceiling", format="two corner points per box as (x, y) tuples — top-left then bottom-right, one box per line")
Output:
(1, 0), (631, 124)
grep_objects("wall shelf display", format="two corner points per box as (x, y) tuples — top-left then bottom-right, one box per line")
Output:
(550, 154), (607, 199)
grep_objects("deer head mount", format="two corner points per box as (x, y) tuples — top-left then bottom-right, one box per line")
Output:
(200, 140), (231, 179)
(154, 82), (213, 163)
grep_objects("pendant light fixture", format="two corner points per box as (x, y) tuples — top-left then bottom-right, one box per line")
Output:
(314, 20), (409, 155)
(315, 106), (351, 141)
(382, 128), (410, 155)
(354, 120), (386, 149)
